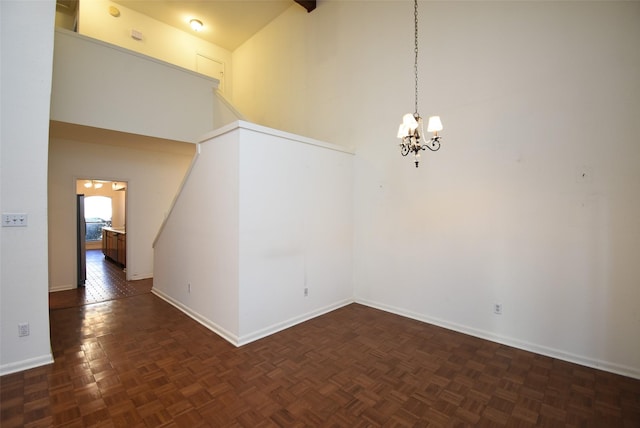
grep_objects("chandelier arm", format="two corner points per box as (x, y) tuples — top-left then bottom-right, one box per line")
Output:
(400, 142), (411, 156)
(424, 137), (441, 152)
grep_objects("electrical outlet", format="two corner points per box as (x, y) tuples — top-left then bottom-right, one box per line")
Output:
(494, 304), (503, 315)
(304, 287), (309, 297)
(18, 322), (30, 337)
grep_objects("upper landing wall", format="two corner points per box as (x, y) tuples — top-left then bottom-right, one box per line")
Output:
(51, 29), (238, 142)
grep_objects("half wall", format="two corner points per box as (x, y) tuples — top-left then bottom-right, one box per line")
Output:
(153, 121), (354, 345)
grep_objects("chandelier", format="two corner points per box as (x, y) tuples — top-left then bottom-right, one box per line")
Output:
(397, 0), (443, 168)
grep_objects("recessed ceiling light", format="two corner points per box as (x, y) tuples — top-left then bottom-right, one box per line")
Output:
(190, 19), (203, 32)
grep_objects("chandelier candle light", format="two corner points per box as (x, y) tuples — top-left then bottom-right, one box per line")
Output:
(397, 0), (443, 168)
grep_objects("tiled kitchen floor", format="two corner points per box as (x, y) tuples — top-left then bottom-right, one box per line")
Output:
(49, 249), (152, 310)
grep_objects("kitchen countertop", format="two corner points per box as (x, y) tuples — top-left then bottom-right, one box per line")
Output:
(102, 227), (126, 234)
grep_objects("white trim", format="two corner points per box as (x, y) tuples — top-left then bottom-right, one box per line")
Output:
(197, 120), (355, 155)
(214, 90), (246, 121)
(152, 148), (200, 248)
(153, 287), (354, 348)
(0, 354), (54, 377)
(356, 298), (640, 380)
(236, 298), (355, 346)
(49, 284), (75, 292)
(151, 288), (239, 346)
(129, 273), (153, 281)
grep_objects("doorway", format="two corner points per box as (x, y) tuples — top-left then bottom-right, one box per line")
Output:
(196, 54), (225, 92)
(75, 178), (129, 304)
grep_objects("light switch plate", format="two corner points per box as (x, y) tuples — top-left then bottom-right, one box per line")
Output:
(2, 213), (28, 227)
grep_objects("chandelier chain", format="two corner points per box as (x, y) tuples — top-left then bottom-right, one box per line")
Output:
(414, 0), (419, 116)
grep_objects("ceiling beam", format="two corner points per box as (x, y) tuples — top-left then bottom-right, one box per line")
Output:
(294, 0), (316, 13)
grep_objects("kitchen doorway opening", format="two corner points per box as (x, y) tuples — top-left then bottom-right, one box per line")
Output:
(75, 178), (132, 304)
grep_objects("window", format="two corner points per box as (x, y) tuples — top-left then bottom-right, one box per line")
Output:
(84, 196), (112, 241)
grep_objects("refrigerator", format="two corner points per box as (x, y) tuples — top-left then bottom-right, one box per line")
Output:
(77, 194), (86, 287)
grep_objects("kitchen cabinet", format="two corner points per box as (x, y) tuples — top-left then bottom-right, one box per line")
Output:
(107, 231), (117, 261)
(117, 233), (126, 266)
(102, 227), (126, 267)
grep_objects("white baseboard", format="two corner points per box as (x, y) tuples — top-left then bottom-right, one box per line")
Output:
(236, 298), (355, 346)
(356, 298), (640, 380)
(0, 353), (54, 376)
(151, 288), (240, 346)
(49, 284), (75, 292)
(152, 288), (354, 348)
(130, 273), (153, 281)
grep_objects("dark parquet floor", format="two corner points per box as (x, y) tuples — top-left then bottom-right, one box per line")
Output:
(2, 266), (639, 426)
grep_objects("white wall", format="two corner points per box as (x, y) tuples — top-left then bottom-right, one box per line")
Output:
(51, 29), (220, 143)
(237, 124), (354, 341)
(153, 121), (354, 345)
(232, 1), (640, 378)
(48, 28), (240, 291)
(153, 128), (241, 343)
(49, 127), (195, 290)
(0, 0), (56, 375)
(78, 0), (233, 98)
(4, 0), (637, 380)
